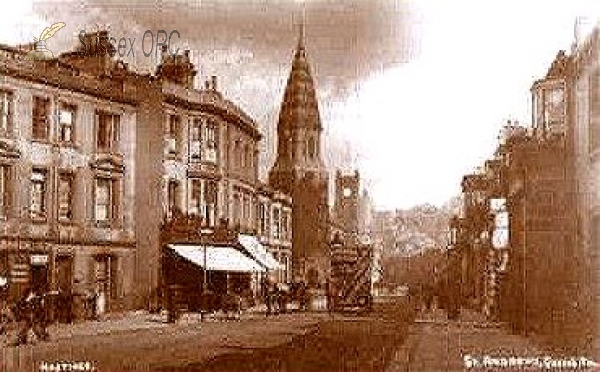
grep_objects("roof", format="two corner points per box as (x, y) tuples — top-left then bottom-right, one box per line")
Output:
(277, 30), (322, 132)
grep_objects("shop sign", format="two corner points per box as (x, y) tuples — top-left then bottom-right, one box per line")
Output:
(30, 254), (49, 265)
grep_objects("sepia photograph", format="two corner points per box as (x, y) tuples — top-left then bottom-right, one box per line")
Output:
(0, 0), (600, 370)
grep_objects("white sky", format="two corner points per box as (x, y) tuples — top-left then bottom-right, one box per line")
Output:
(1, 0), (599, 210)
(329, 0), (600, 209)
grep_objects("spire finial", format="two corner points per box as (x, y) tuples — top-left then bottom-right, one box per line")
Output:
(297, 0), (306, 50)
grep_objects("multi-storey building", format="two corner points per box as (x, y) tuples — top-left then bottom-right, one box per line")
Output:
(0, 33), (138, 312)
(0, 29), (293, 313)
(454, 45), (592, 352)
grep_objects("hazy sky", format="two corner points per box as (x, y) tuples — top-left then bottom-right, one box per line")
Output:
(1, 0), (599, 210)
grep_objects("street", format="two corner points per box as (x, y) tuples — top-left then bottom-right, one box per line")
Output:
(1, 297), (414, 372)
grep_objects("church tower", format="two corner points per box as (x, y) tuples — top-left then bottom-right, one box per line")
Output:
(269, 24), (329, 287)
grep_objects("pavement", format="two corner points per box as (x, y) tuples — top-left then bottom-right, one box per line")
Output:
(386, 308), (600, 372)
(1, 307), (330, 372)
(3, 304), (315, 344)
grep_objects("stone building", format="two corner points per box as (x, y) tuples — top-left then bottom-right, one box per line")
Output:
(268, 29), (329, 287)
(0, 33), (138, 313)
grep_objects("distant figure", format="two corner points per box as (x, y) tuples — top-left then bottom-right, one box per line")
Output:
(421, 283), (435, 312)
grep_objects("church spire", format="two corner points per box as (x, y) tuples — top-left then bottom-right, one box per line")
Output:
(268, 7), (326, 194)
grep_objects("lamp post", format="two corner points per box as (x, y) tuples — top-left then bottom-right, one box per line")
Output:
(199, 227), (214, 294)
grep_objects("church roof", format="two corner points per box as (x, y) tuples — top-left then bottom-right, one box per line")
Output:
(277, 27), (322, 132)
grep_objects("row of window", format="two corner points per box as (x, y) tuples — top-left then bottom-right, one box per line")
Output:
(0, 164), (121, 225)
(0, 90), (121, 152)
(166, 178), (219, 226)
(257, 202), (291, 241)
(233, 189), (253, 229)
(233, 140), (254, 170)
(165, 114), (218, 163)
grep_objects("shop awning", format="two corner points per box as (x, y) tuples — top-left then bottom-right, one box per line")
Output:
(169, 244), (266, 273)
(238, 234), (283, 271)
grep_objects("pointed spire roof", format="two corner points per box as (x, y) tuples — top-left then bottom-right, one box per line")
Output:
(277, 24), (322, 132)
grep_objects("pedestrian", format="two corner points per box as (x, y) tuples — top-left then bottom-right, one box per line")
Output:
(15, 289), (49, 345)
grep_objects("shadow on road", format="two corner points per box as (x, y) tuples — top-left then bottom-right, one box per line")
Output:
(155, 297), (414, 372)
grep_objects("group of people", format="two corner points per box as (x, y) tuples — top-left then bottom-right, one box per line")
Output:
(409, 273), (462, 320)
(0, 282), (106, 345)
(0, 289), (50, 345)
(262, 279), (309, 316)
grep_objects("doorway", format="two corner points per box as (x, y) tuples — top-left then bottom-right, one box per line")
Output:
(30, 263), (49, 293)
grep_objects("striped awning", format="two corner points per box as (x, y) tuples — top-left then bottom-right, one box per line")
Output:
(169, 244), (265, 273)
(238, 234), (283, 271)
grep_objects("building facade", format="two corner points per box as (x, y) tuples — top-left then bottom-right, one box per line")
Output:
(570, 21), (600, 357)
(0, 35), (138, 313)
(256, 184), (292, 284)
(454, 46), (593, 352)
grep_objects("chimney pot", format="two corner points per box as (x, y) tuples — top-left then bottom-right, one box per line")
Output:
(211, 75), (217, 91)
(205, 80), (210, 89)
